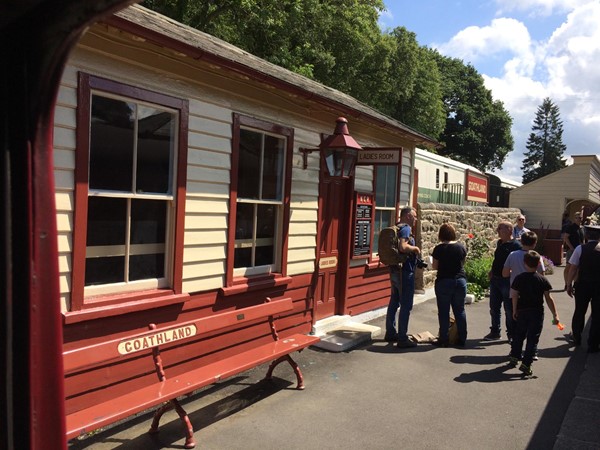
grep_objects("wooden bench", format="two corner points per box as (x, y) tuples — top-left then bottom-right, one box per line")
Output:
(63, 297), (320, 448)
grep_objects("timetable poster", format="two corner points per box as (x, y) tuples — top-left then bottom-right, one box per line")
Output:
(352, 192), (374, 258)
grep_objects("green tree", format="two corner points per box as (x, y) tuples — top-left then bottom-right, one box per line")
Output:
(521, 97), (567, 184)
(431, 51), (513, 172)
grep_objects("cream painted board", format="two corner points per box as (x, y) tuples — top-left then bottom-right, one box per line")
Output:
(182, 260), (225, 278)
(53, 126), (76, 149)
(286, 261), (316, 276)
(290, 179), (319, 198)
(187, 132), (231, 153)
(54, 170), (75, 191)
(56, 85), (77, 107)
(186, 181), (230, 198)
(184, 230), (227, 246)
(287, 235), (316, 249)
(56, 213), (73, 233)
(287, 248), (316, 262)
(184, 214), (228, 230)
(187, 147), (230, 169)
(288, 222), (317, 236)
(188, 115), (231, 139)
(188, 98), (231, 123)
(54, 105), (76, 128)
(59, 274), (71, 295)
(290, 208), (317, 222)
(290, 198), (319, 209)
(57, 233), (72, 253)
(186, 165), (229, 184)
(54, 148), (75, 170)
(58, 254), (71, 273)
(55, 192), (74, 211)
(182, 276), (224, 294)
(181, 199), (228, 214)
(183, 245), (227, 262)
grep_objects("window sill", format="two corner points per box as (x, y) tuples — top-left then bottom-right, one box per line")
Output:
(63, 291), (190, 325)
(219, 274), (292, 297)
(366, 260), (385, 270)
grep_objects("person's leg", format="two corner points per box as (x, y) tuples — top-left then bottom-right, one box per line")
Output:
(586, 284), (600, 352)
(571, 282), (591, 345)
(486, 276), (502, 339)
(450, 278), (468, 345)
(397, 269), (415, 342)
(435, 279), (452, 343)
(498, 277), (513, 341)
(522, 309), (544, 369)
(385, 269), (401, 340)
(509, 313), (526, 363)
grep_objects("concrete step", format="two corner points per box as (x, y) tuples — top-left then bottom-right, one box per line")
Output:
(311, 314), (382, 352)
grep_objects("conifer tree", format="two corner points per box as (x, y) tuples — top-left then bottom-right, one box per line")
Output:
(521, 97), (567, 183)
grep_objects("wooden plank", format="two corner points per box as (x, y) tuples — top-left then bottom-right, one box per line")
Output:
(66, 333), (319, 439)
(63, 298), (294, 374)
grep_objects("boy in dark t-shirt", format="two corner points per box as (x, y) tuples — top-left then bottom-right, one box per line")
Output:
(509, 251), (560, 376)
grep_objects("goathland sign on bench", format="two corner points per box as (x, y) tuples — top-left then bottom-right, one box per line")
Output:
(63, 298), (320, 449)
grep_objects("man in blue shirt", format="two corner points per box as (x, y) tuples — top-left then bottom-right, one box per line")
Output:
(384, 206), (421, 349)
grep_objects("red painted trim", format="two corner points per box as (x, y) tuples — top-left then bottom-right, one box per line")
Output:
(226, 113), (293, 287)
(63, 292), (190, 325)
(219, 275), (293, 296)
(412, 166), (419, 208)
(72, 73), (188, 311)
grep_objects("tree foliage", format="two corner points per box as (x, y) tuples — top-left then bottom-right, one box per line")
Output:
(430, 51), (513, 172)
(521, 97), (567, 184)
(142, 0), (513, 171)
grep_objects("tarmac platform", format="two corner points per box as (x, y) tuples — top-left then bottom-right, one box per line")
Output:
(68, 265), (600, 450)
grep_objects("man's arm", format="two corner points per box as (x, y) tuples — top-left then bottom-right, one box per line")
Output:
(511, 289), (519, 321)
(544, 291), (559, 323)
(566, 264), (579, 298)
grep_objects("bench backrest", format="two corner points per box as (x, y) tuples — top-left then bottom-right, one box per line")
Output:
(63, 298), (294, 374)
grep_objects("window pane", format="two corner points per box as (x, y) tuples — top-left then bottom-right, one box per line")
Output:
(130, 254), (165, 281)
(375, 166), (387, 206)
(86, 197), (127, 246)
(262, 135), (284, 200)
(384, 166), (397, 207)
(130, 199), (167, 245)
(255, 244), (274, 266)
(235, 202), (255, 240)
(85, 256), (125, 286)
(136, 106), (175, 194)
(234, 247), (252, 268)
(90, 95), (134, 191)
(238, 129), (261, 199)
(256, 204), (276, 239)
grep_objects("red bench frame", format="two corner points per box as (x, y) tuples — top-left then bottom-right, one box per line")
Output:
(63, 298), (320, 448)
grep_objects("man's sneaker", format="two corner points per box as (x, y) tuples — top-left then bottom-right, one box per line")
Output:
(483, 331), (501, 341)
(519, 363), (533, 376)
(397, 338), (417, 348)
(508, 356), (520, 367)
(384, 332), (398, 342)
(533, 353), (539, 361)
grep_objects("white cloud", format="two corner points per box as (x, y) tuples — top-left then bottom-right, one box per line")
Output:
(494, 0), (594, 17)
(438, 0), (600, 179)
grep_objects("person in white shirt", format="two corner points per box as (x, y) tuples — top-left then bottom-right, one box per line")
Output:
(512, 214), (530, 240)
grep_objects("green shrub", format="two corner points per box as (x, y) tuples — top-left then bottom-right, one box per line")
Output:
(465, 234), (492, 261)
(467, 282), (485, 301)
(465, 256), (493, 290)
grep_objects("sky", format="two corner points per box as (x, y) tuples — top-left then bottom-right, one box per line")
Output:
(379, 0), (600, 183)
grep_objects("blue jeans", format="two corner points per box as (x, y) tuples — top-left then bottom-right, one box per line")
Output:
(489, 276), (514, 338)
(435, 277), (467, 343)
(510, 308), (543, 366)
(385, 268), (414, 341)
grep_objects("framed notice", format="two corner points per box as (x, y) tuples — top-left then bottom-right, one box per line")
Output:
(352, 192), (374, 259)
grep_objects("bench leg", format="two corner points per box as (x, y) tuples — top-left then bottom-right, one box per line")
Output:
(149, 399), (196, 449)
(265, 354), (306, 390)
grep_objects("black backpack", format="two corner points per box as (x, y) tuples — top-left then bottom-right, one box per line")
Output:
(377, 224), (409, 266)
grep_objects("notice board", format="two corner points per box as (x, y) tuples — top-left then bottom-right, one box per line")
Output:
(352, 192), (374, 259)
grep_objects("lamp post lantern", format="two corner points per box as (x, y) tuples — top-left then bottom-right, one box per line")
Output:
(300, 117), (362, 178)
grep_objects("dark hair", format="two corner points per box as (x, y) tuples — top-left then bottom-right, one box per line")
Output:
(520, 231), (537, 247)
(438, 223), (456, 241)
(523, 250), (541, 269)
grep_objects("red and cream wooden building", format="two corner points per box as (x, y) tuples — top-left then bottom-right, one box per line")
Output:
(55, 5), (439, 427)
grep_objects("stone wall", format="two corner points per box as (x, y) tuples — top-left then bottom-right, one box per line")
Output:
(414, 202), (523, 290)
